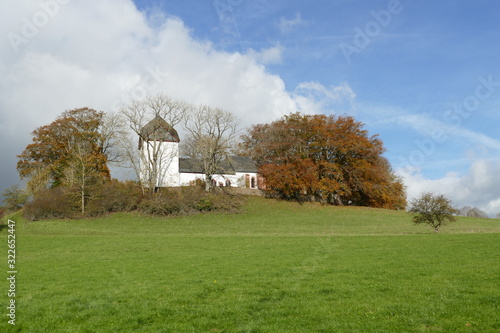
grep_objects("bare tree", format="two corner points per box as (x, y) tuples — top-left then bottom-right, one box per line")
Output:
(119, 94), (189, 195)
(458, 206), (488, 218)
(99, 112), (126, 164)
(183, 105), (239, 191)
(64, 141), (97, 214)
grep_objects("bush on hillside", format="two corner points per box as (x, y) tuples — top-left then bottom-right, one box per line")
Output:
(23, 181), (244, 220)
(24, 180), (143, 220)
(139, 192), (182, 216)
(138, 187), (244, 217)
(23, 187), (75, 220)
(85, 180), (143, 216)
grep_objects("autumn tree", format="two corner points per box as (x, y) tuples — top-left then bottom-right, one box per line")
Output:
(183, 105), (239, 191)
(242, 113), (406, 209)
(17, 108), (114, 213)
(409, 192), (458, 232)
(119, 94), (189, 195)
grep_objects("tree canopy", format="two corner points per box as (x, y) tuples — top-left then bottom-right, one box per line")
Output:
(17, 108), (112, 195)
(409, 192), (457, 232)
(183, 105), (239, 191)
(242, 113), (406, 209)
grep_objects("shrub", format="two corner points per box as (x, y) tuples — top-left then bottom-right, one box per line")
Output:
(23, 183), (245, 220)
(23, 187), (75, 220)
(185, 187), (245, 214)
(138, 187), (245, 217)
(195, 198), (213, 211)
(86, 180), (142, 216)
(23, 180), (144, 220)
(198, 191), (245, 214)
(138, 192), (182, 216)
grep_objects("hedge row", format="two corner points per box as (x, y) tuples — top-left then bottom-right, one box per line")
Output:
(23, 181), (244, 221)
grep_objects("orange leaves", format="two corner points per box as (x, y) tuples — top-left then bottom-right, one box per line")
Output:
(17, 108), (111, 192)
(243, 113), (406, 209)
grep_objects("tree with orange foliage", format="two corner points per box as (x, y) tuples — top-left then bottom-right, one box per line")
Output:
(17, 108), (114, 213)
(242, 113), (406, 209)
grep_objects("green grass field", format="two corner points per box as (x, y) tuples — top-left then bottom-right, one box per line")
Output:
(1, 197), (500, 332)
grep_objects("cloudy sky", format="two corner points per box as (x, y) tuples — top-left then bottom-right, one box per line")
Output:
(2, 0), (500, 215)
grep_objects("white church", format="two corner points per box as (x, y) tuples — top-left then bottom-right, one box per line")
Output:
(139, 116), (262, 189)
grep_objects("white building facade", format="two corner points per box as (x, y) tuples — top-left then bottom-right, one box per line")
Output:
(139, 116), (262, 189)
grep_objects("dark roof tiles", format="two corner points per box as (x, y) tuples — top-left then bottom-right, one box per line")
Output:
(140, 116), (180, 142)
(179, 156), (257, 174)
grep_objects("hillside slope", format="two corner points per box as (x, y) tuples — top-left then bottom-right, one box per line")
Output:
(7, 196), (500, 237)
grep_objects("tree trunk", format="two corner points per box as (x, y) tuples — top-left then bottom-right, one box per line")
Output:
(81, 165), (86, 214)
(81, 188), (85, 214)
(205, 174), (211, 192)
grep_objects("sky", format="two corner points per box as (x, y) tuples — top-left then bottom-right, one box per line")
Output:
(1, 0), (500, 215)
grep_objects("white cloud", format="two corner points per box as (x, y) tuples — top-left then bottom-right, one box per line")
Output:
(365, 105), (500, 158)
(363, 103), (500, 216)
(293, 81), (356, 115)
(0, 0), (354, 191)
(400, 159), (500, 217)
(247, 44), (283, 65)
(278, 13), (305, 34)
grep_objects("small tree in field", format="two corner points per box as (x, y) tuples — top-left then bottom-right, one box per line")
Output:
(2, 185), (29, 212)
(409, 192), (457, 233)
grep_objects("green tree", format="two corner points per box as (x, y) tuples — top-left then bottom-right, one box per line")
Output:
(409, 192), (458, 232)
(1, 185), (29, 212)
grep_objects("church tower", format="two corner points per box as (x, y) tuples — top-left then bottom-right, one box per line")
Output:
(139, 116), (180, 188)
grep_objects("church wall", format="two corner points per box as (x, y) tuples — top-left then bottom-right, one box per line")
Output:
(140, 140), (180, 187)
(179, 172), (259, 188)
(137, 119), (260, 189)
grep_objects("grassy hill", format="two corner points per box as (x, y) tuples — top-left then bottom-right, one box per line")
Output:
(1, 197), (499, 332)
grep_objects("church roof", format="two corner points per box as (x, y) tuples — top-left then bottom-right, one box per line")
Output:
(140, 116), (180, 142)
(227, 155), (258, 173)
(179, 156), (257, 174)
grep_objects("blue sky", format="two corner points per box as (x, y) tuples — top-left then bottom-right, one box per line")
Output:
(1, 0), (500, 214)
(132, 0), (500, 177)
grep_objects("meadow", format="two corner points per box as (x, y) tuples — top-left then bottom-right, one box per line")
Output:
(1, 197), (499, 332)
